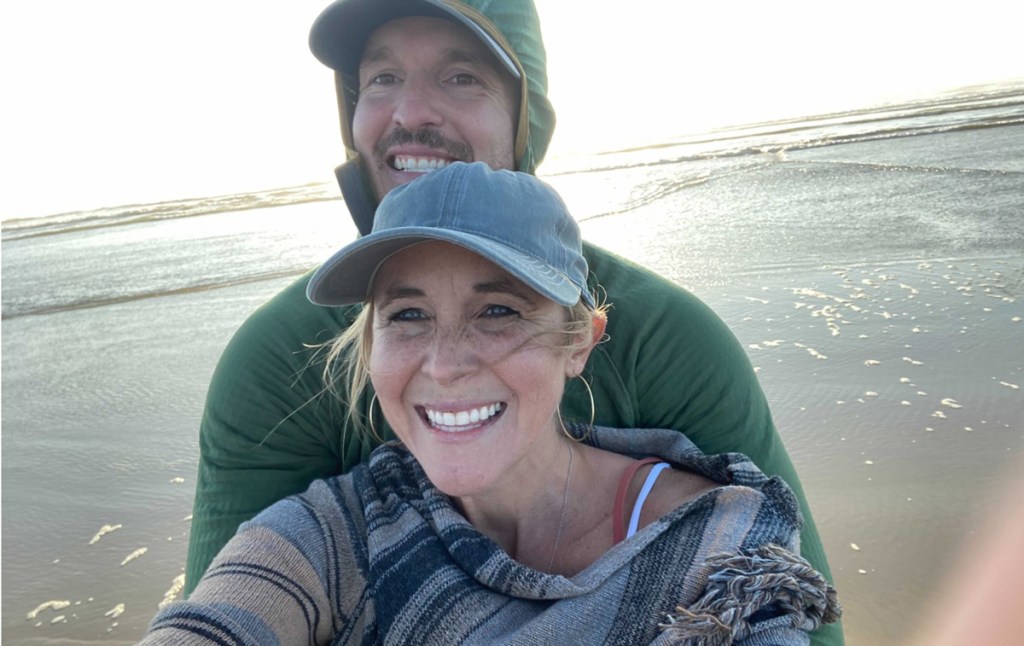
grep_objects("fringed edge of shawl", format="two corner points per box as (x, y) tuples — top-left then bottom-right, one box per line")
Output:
(658, 544), (842, 645)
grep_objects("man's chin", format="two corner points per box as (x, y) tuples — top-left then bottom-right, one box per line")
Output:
(377, 168), (442, 197)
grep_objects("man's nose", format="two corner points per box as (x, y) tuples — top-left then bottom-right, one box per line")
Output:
(392, 76), (444, 131)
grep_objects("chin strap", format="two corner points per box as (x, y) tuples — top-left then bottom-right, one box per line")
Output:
(335, 158), (378, 236)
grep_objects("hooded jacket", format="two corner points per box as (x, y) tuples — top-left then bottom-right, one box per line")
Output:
(320, 0), (557, 234)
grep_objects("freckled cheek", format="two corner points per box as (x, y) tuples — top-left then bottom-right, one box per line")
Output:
(503, 353), (569, 404)
(368, 340), (423, 400)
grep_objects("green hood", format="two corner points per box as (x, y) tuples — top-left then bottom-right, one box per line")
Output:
(315, 0), (556, 175)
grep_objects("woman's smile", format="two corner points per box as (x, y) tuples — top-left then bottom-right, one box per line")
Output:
(420, 401), (505, 433)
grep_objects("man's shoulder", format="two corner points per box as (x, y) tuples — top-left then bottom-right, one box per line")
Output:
(212, 272), (359, 383)
(231, 273), (355, 347)
(582, 242), (724, 326)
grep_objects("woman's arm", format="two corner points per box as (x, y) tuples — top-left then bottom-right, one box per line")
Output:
(185, 274), (375, 596)
(148, 526), (333, 644)
(157, 485), (369, 644)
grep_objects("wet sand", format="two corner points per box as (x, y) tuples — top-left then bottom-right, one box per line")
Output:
(696, 258), (1022, 644)
(6, 253), (1020, 645)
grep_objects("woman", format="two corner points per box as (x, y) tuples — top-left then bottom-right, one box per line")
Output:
(144, 163), (839, 644)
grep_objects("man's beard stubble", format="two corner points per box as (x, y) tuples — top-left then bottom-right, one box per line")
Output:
(373, 127), (473, 165)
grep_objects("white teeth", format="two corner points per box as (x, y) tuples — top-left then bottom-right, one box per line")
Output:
(394, 156), (451, 173)
(426, 403), (502, 432)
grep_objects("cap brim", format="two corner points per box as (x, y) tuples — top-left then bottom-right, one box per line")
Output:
(310, 0), (520, 79)
(307, 228), (583, 308)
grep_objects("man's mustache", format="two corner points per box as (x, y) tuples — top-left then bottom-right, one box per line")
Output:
(376, 128), (472, 161)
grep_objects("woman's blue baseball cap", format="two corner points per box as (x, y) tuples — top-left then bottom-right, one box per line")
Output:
(307, 162), (592, 309)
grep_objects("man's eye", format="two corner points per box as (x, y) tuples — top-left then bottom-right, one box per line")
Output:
(448, 73), (479, 86)
(368, 72), (399, 86)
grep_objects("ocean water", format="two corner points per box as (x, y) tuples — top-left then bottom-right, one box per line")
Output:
(3, 82), (1023, 644)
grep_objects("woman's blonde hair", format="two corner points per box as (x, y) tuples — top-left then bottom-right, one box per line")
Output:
(322, 293), (608, 440)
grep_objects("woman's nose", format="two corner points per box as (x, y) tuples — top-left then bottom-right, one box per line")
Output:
(420, 327), (479, 385)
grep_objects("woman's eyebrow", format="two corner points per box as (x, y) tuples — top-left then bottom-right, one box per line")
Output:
(377, 285), (424, 308)
(375, 280), (535, 307)
(474, 280), (534, 302)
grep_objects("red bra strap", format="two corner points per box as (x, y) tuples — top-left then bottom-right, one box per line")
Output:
(612, 457), (663, 544)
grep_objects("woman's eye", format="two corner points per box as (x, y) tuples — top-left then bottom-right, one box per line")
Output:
(390, 308), (427, 322)
(482, 304), (518, 318)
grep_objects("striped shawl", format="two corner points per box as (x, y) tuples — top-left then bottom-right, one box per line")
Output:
(144, 427), (839, 644)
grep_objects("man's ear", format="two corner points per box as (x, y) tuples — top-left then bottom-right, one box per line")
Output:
(567, 313), (607, 376)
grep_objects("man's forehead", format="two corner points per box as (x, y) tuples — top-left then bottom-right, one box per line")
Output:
(360, 15), (500, 68)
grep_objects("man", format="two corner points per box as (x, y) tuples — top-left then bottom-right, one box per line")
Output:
(186, 1), (843, 643)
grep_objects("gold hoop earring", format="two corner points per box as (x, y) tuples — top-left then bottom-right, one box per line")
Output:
(576, 374), (596, 442)
(557, 411), (577, 442)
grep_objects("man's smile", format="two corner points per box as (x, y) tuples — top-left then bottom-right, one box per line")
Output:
(391, 155), (454, 173)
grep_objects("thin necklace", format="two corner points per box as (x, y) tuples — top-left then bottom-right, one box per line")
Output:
(547, 442), (574, 572)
